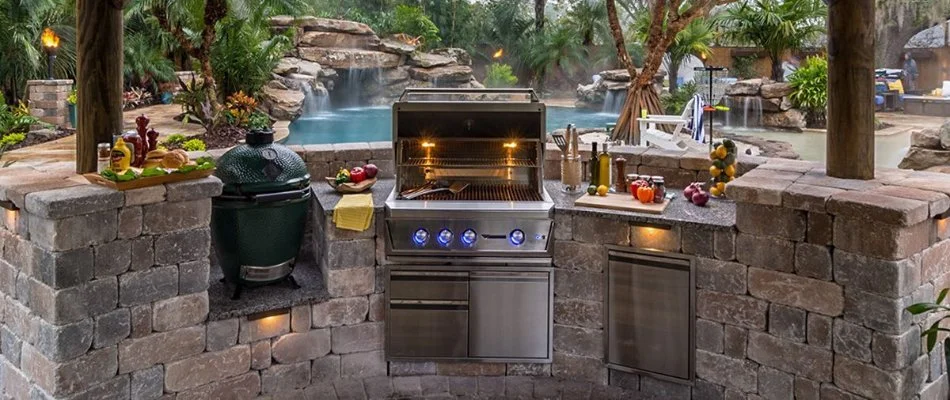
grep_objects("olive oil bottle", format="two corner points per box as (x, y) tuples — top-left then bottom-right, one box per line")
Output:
(589, 142), (599, 183)
(598, 142), (611, 188)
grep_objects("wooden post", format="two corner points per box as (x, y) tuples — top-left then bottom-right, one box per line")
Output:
(826, 0), (875, 180)
(75, 0), (124, 173)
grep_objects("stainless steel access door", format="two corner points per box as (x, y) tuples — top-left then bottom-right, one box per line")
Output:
(606, 248), (694, 383)
(387, 271), (469, 359)
(469, 270), (552, 361)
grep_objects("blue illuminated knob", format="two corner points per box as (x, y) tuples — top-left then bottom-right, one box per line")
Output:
(413, 229), (429, 245)
(437, 229), (454, 246)
(461, 229), (477, 246)
(509, 229), (525, 246)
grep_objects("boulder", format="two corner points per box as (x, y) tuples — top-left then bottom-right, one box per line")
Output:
(298, 48), (402, 69)
(599, 69), (631, 81)
(378, 38), (416, 55)
(725, 79), (765, 96)
(260, 82), (305, 121)
(378, 66), (410, 84)
(604, 81), (629, 91)
(911, 129), (942, 149)
(940, 121), (950, 150)
(408, 52), (456, 68)
(762, 97), (793, 113)
(273, 58), (301, 75)
(299, 31), (379, 49)
(760, 82), (793, 99)
(761, 109), (806, 131)
(430, 48), (472, 66)
(899, 147), (950, 170)
(576, 83), (605, 108)
(408, 65), (473, 83)
(290, 17), (375, 35)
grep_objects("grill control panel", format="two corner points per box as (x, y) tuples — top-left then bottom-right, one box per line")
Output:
(388, 219), (552, 255)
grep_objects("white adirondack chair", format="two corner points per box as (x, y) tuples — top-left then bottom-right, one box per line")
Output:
(637, 94), (707, 151)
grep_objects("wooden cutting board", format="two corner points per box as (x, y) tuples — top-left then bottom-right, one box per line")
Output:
(574, 192), (670, 214)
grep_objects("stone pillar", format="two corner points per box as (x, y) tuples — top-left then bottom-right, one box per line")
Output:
(0, 172), (221, 399)
(25, 80), (73, 127)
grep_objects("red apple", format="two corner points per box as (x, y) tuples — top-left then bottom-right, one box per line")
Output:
(692, 190), (710, 206)
(363, 163), (379, 179)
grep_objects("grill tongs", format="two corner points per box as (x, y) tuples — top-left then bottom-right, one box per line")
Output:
(400, 181), (470, 200)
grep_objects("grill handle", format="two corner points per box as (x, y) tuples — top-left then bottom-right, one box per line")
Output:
(398, 88), (539, 103)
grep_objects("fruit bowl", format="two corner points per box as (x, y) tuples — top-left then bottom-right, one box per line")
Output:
(325, 177), (377, 194)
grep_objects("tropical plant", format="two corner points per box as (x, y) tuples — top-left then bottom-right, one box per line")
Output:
(210, 18), (291, 98)
(182, 138), (207, 151)
(907, 288), (950, 353)
(666, 19), (715, 91)
(123, 32), (176, 91)
(731, 55), (758, 79)
(661, 81), (699, 115)
(564, 0), (610, 47)
(788, 56), (828, 128)
(391, 5), (440, 48)
(0, 133), (26, 148)
(721, 0), (826, 81)
(0, 0), (77, 102)
(222, 91), (259, 127)
(0, 93), (42, 135)
(247, 111), (272, 131)
(163, 133), (187, 146)
(174, 78), (215, 131)
(66, 88), (77, 105)
(523, 26), (587, 92)
(484, 63), (519, 88)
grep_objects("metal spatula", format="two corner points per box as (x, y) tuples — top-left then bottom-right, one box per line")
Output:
(551, 134), (568, 152)
(403, 181), (470, 199)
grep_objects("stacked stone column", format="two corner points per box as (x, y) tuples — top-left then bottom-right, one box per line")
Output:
(26, 80), (73, 127)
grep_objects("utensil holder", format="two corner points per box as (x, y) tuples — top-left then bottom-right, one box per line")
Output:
(561, 156), (583, 193)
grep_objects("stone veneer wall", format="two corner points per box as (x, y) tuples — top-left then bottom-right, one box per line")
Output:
(26, 80), (73, 127)
(3, 142), (950, 399)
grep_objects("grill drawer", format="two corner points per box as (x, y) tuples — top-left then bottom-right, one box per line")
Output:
(389, 271), (469, 301)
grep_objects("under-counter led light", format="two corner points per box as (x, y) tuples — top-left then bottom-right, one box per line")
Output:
(937, 214), (949, 240)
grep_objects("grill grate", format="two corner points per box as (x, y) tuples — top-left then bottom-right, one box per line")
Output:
(401, 157), (536, 168)
(400, 184), (543, 201)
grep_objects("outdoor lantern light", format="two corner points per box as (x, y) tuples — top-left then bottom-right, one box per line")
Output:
(41, 28), (60, 80)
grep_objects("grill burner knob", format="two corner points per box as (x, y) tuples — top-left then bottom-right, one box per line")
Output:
(437, 229), (453, 246)
(509, 229), (525, 246)
(461, 229), (477, 246)
(413, 229), (429, 246)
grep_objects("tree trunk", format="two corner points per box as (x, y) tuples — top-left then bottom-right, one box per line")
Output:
(770, 53), (783, 82)
(669, 59), (681, 92)
(535, 0), (546, 32)
(76, 0), (124, 173)
(827, 0), (875, 179)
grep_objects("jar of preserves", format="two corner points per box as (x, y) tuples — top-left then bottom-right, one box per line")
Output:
(652, 177), (666, 203)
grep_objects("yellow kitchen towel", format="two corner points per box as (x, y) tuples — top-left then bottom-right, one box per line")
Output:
(333, 194), (374, 232)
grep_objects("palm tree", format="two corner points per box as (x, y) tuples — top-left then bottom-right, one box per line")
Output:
(0, 0), (76, 102)
(666, 19), (714, 91)
(534, 0), (546, 32)
(123, 33), (176, 91)
(524, 25), (586, 92)
(722, 0), (826, 81)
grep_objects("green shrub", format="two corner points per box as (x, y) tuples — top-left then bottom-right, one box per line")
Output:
(182, 139), (206, 152)
(483, 63), (518, 88)
(67, 89), (77, 105)
(788, 56), (828, 127)
(0, 93), (42, 134)
(661, 82), (699, 115)
(0, 133), (25, 148)
(391, 5), (440, 48)
(731, 55), (758, 80)
(211, 18), (292, 98)
(163, 134), (186, 146)
(247, 112), (272, 131)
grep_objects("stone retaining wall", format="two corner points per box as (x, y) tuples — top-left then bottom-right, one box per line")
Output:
(1, 147), (950, 399)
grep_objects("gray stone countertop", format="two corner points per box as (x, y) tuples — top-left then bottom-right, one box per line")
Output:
(207, 256), (329, 321)
(544, 180), (736, 230)
(312, 179), (395, 215)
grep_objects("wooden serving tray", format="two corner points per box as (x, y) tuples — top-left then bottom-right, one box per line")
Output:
(574, 192), (670, 214)
(325, 177), (377, 194)
(84, 169), (215, 191)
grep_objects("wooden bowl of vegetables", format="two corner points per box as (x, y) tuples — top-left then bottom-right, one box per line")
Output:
(326, 164), (379, 194)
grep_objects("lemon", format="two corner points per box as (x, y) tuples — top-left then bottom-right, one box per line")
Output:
(596, 185), (609, 196)
(716, 182), (726, 192)
(715, 145), (728, 159)
(710, 166), (722, 177)
(710, 186), (722, 197)
(725, 165), (736, 177)
(728, 175), (735, 182)
(709, 150), (718, 160)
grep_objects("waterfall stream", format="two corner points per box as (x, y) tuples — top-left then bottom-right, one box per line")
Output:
(723, 96), (763, 129)
(602, 90), (627, 114)
(299, 85), (330, 119)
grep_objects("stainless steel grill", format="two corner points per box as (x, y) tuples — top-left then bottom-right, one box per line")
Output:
(384, 88), (555, 363)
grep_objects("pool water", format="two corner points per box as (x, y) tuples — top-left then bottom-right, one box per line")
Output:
(285, 106), (621, 145)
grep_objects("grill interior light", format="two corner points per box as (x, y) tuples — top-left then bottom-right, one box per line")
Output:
(503, 142), (518, 149)
(421, 141), (435, 148)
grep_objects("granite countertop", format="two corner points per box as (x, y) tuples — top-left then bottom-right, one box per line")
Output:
(544, 180), (736, 230)
(312, 179), (395, 215)
(207, 256), (329, 321)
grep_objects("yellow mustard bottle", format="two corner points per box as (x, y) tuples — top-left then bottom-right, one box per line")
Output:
(598, 142), (611, 188)
(111, 137), (132, 173)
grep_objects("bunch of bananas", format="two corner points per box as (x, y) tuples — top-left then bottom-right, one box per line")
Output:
(708, 139), (737, 197)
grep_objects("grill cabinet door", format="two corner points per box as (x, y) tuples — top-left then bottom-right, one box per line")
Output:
(607, 250), (694, 381)
(387, 271), (469, 359)
(469, 271), (551, 360)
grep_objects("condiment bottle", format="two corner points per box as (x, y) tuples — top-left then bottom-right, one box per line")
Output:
(589, 142), (599, 183)
(614, 155), (626, 192)
(97, 143), (112, 173)
(598, 143), (611, 188)
(653, 177), (666, 203)
(111, 137), (132, 173)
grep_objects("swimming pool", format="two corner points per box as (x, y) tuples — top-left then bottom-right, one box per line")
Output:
(284, 106), (621, 145)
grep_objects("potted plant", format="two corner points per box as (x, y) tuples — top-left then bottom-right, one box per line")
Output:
(66, 89), (77, 128)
